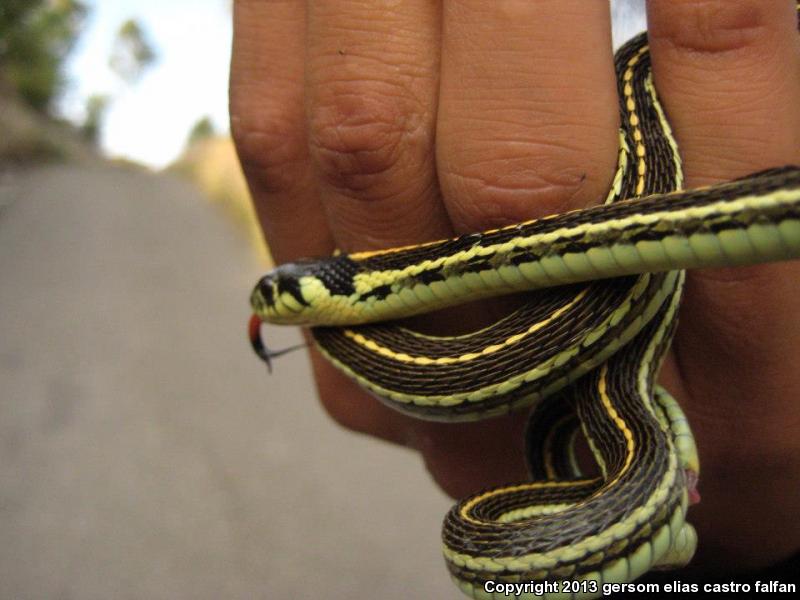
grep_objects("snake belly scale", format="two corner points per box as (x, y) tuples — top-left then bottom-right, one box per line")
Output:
(249, 8), (800, 598)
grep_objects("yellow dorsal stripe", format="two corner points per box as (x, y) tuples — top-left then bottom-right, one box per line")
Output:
(341, 289), (588, 365)
(624, 45), (649, 197)
(458, 479), (600, 526)
(457, 364), (635, 527)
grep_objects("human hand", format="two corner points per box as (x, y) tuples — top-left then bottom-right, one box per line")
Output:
(231, 0), (800, 574)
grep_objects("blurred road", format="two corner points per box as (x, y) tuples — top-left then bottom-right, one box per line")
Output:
(0, 164), (459, 599)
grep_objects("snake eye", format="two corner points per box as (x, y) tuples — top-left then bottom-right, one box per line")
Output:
(257, 273), (278, 309)
(257, 264), (313, 310)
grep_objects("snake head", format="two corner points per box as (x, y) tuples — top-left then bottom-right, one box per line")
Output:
(251, 255), (368, 325)
(250, 261), (317, 323)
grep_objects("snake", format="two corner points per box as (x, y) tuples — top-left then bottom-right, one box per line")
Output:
(248, 8), (800, 599)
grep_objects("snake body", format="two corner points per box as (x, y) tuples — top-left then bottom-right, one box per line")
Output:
(249, 11), (800, 599)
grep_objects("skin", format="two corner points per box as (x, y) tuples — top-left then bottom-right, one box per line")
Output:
(231, 0), (800, 576)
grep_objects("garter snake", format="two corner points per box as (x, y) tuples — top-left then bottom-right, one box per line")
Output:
(248, 8), (800, 598)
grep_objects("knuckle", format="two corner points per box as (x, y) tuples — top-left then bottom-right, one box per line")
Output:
(308, 82), (421, 195)
(230, 99), (306, 195)
(440, 137), (616, 231)
(650, 0), (776, 56)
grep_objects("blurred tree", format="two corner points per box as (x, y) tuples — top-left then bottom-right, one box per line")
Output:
(80, 93), (108, 144)
(109, 19), (157, 85)
(0, 0), (88, 113)
(186, 116), (216, 147)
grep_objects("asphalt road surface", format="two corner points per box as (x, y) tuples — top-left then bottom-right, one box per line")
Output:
(0, 164), (460, 599)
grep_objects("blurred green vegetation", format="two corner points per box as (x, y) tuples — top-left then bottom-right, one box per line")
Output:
(80, 93), (109, 144)
(109, 18), (156, 85)
(187, 116), (217, 147)
(0, 0), (88, 113)
(0, 0), (93, 163)
(0, 2), (159, 162)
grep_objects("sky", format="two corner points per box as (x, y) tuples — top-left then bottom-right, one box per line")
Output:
(58, 0), (644, 171)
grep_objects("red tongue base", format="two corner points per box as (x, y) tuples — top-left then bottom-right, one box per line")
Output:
(248, 314), (308, 372)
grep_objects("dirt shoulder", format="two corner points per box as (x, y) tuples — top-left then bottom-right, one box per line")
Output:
(0, 90), (97, 166)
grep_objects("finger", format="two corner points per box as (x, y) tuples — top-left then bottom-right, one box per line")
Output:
(301, 0), (454, 451)
(649, 1), (800, 431)
(305, 0), (451, 251)
(437, 0), (619, 233)
(420, 0), (619, 495)
(231, 3), (385, 446)
(648, 0), (800, 188)
(230, 0), (331, 264)
(648, 0), (800, 567)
